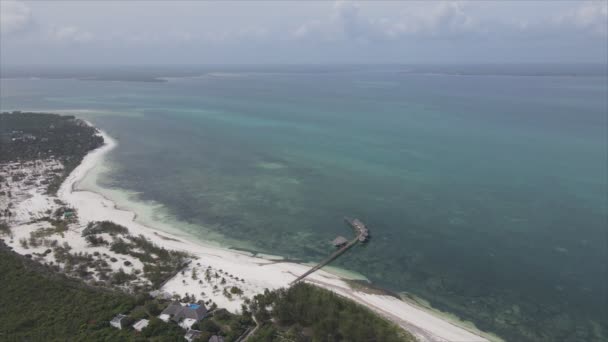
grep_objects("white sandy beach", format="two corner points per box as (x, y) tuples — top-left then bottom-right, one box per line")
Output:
(3, 129), (496, 342)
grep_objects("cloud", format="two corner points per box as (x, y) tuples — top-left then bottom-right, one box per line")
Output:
(0, 0), (34, 35)
(409, 1), (478, 36)
(49, 26), (94, 44)
(116, 27), (268, 45)
(199, 26), (269, 43)
(555, 1), (608, 36)
(292, 1), (480, 42)
(292, 19), (324, 39)
(292, 0), (608, 43)
(509, 1), (607, 39)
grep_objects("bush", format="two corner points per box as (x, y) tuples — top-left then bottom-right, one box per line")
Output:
(111, 269), (136, 285)
(85, 235), (108, 247)
(0, 221), (10, 235)
(83, 221), (129, 237)
(109, 238), (130, 254)
(198, 319), (221, 334)
(230, 286), (243, 296)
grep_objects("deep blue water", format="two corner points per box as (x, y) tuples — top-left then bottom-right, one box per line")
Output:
(1, 65), (606, 341)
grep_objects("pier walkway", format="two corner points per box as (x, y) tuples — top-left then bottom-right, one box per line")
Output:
(290, 237), (359, 285)
(290, 217), (369, 285)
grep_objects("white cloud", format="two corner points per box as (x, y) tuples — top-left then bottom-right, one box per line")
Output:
(291, 0), (608, 43)
(556, 1), (608, 36)
(411, 1), (478, 35)
(199, 26), (269, 43)
(291, 1), (480, 42)
(509, 1), (607, 39)
(49, 26), (94, 44)
(0, 0), (33, 35)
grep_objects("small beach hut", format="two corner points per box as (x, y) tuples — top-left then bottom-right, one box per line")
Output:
(110, 314), (128, 329)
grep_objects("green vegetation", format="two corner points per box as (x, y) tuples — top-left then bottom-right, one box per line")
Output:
(0, 221), (10, 235)
(18, 219), (183, 290)
(0, 243), (192, 341)
(29, 220), (69, 239)
(192, 308), (253, 341)
(0, 243), (134, 340)
(0, 111), (103, 194)
(83, 221), (129, 236)
(84, 221), (189, 288)
(249, 283), (415, 342)
(0, 240), (414, 341)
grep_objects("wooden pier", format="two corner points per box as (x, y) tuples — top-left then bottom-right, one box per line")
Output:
(290, 217), (369, 285)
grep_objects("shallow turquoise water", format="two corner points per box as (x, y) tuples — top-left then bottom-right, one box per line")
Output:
(1, 66), (606, 341)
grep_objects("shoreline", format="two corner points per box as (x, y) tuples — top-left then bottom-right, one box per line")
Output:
(56, 130), (495, 342)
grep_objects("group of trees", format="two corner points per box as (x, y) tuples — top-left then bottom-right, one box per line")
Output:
(0, 221), (9, 235)
(83, 221), (129, 236)
(2, 239), (413, 342)
(83, 220), (189, 288)
(0, 243), (204, 340)
(191, 308), (253, 341)
(0, 112), (104, 194)
(0, 243), (136, 340)
(248, 283), (415, 342)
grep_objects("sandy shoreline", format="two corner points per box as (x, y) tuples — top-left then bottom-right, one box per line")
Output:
(53, 130), (493, 342)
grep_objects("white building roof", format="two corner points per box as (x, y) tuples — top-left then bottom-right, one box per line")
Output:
(179, 318), (198, 330)
(132, 319), (150, 332)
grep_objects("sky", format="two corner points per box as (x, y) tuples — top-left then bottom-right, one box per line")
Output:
(1, 0), (607, 65)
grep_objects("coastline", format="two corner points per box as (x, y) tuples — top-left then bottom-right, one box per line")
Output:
(57, 130), (496, 342)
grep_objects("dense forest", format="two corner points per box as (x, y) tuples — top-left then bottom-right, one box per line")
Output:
(0, 111), (103, 193)
(249, 283), (415, 342)
(0, 242), (136, 340)
(0, 241), (206, 341)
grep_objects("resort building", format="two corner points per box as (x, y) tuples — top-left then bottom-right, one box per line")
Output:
(184, 329), (202, 341)
(332, 236), (349, 247)
(110, 314), (128, 329)
(132, 319), (149, 332)
(149, 290), (173, 300)
(351, 218), (370, 242)
(159, 302), (208, 329)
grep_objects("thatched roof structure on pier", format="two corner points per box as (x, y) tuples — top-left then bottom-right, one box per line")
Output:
(332, 236), (349, 247)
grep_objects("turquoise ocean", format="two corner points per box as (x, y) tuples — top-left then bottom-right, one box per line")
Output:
(1, 65), (606, 341)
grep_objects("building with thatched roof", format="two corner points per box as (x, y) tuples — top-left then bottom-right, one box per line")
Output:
(332, 236), (349, 247)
